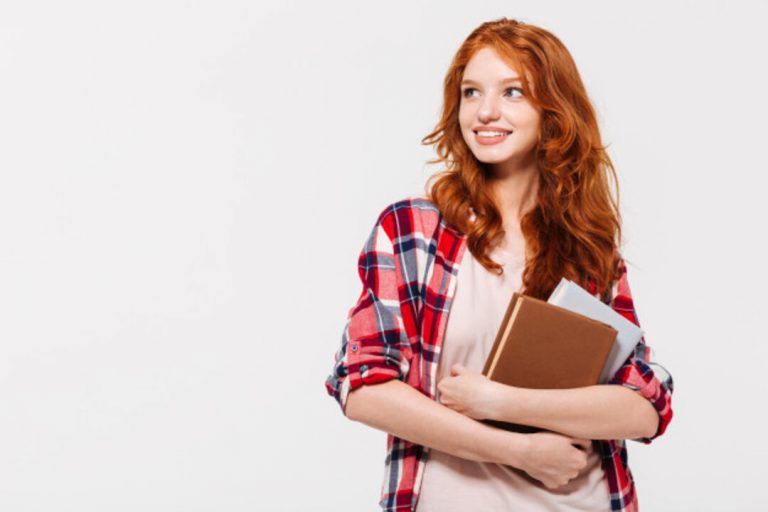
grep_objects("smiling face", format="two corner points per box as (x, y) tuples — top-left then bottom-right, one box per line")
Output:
(458, 47), (542, 176)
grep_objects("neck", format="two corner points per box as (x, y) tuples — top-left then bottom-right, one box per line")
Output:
(488, 162), (540, 233)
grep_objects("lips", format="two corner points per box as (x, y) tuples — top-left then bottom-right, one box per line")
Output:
(474, 130), (512, 146)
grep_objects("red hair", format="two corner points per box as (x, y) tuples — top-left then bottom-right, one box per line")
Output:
(423, 17), (623, 300)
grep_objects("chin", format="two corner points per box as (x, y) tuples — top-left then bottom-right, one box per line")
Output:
(476, 156), (509, 165)
(472, 150), (517, 164)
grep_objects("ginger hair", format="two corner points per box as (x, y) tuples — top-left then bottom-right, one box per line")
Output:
(423, 17), (623, 299)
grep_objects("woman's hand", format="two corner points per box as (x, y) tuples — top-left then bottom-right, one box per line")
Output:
(437, 364), (500, 420)
(517, 431), (591, 489)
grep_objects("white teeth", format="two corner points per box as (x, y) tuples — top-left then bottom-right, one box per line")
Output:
(477, 131), (511, 136)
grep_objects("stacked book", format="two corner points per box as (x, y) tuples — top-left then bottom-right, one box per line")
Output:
(480, 278), (644, 433)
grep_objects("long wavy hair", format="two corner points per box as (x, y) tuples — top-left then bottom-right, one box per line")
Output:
(423, 17), (623, 300)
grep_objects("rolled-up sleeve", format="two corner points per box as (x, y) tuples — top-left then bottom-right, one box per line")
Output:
(324, 207), (413, 417)
(606, 257), (674, 444)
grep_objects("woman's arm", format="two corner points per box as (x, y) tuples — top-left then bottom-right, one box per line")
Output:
(486, 383), (659, 440)
(346, 379), (528, 465)
(347, 379), (595, 489)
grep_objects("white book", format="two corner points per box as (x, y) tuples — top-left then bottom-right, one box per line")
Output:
(548, 277), (644, 384)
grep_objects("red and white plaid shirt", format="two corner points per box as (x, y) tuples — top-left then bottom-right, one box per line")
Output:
(325, 195), (674, 512)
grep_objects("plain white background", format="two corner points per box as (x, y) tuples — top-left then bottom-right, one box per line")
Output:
(1, 1), (766, 510)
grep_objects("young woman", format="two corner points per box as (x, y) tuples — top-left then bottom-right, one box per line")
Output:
(325, 17), (674, 512)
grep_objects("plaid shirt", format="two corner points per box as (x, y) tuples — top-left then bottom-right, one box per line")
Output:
(325, 195), (674, 512)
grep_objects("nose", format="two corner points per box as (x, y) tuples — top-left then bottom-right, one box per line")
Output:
(477, 94), (501, 122)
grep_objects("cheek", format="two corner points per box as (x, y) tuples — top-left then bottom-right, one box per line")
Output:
(511, 110), (541, 144)
(519, 106), (541, 131)
(458, 104), (474, 131)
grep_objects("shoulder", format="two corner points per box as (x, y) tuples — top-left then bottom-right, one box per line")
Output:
(593, 250), (627, 304)
(373, 194), (442, 240)
(376, 194), (439, 220)
(604, 251), (639, 320)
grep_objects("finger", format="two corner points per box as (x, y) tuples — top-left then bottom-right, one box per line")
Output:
(569, 438), (591, 450)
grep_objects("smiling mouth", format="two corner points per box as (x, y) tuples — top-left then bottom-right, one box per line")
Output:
(473, 130), (513, 136)
(473, 130), (512, 146)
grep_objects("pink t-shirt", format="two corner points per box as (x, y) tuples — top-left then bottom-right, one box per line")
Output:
(415, 244), (612, 512)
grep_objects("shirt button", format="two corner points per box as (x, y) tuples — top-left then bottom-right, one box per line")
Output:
(351, 345), (358, 352)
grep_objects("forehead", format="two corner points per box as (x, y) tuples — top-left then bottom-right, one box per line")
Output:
(462, 47), (526, 85)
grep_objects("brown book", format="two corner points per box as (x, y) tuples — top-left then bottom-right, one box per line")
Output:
(480, 292), (618, 434)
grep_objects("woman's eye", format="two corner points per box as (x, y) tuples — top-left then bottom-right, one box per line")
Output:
(461, 87), (523, 98)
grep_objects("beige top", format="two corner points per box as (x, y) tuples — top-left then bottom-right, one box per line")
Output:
(415, 244), (611, 512)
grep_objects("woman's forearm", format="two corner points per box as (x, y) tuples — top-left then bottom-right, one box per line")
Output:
(346, 379), (529, 466)
(488, 383), (659, 440)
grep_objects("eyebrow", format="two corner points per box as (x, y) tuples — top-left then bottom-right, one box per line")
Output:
(460, 77), (522, 86)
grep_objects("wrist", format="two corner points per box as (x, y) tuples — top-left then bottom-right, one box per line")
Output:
(488, 381), (518, 422)
(473, 419), (531, 468)
(500, 430), (531, 470)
